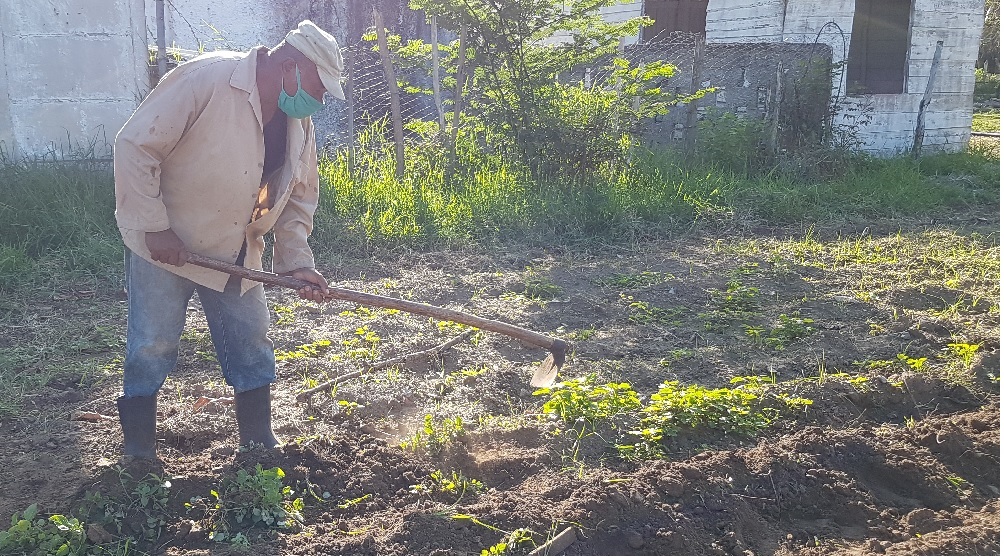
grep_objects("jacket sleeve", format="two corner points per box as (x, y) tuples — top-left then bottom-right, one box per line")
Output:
(113, 75), (198, 233)
(272, 120), (319, 274)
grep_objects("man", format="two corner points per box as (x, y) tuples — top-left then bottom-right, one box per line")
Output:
(113, 20), (343, 459)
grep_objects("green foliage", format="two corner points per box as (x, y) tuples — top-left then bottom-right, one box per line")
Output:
(400, 414), (466, 454)
(694, 110), (768, 174)
(710, 280), (759, 313)
(83, 467), (173, 542)
(702, 280), (759, 331)
(375, 0), (707, 177)
(598, 270), (673, 289)
(0, 504), (86, 556)
(409, 470), (485, 503)
(0, 160), (120, 292)
(974, 69), (1000, 104)
(274, 339), (332, 361)
(340, 325), (382, 361)
(755, 313), (815, 350)
(523, 267), (562, 301)
(640, 379), (812, 439)
(533, 374), (640, 424)
(945, 342), (981, 370)
(622, 295), (683, 325)
(972, 109), (1000, 132)
(187, 465), (303, 543)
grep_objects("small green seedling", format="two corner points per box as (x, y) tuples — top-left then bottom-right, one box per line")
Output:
(944, 342), (980, 370)
(400, 414), (466, 454)
(622, 295), (683, 325)
(409, 470), (485, 503)
(598, 271), (673, 289)
(341, 325), (382, 361)
(275, 339), (333, 362)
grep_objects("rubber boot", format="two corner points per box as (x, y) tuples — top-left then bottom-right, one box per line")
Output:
(116, 395), (157, 459)
(234, 385), (280, 449)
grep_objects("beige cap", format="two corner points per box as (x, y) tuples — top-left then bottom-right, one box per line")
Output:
(284, 20), (345, 100)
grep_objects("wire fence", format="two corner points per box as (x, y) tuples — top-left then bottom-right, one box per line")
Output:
(319, 30), (835, 158)
(147, 7), (836, 160)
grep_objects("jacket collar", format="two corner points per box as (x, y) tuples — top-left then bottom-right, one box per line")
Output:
(231, 47), (268, 128)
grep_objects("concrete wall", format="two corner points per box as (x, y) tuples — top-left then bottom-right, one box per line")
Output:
(800, 0), (983, 154)
(148, 0), (317, 52)
(698, 0), (983, 155)
(539, 1), (645, 46)
(706, 0), (784, 42)
(0, 0), (148, 159)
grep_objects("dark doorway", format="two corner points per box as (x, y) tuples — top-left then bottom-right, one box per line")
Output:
(642, 0), (708, 39)
(846, 0), (912, 94)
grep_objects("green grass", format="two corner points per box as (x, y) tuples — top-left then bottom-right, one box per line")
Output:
(313, 141), (998, 250)
(973, 69), (1000, 105)
(0, 135), (998, 294)
(0, 161), (120, 292)
(973, 110), (1000, 132)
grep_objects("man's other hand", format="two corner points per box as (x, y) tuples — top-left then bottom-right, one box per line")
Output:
(146, 229), (189, 266)
(287, 267), (329, 302)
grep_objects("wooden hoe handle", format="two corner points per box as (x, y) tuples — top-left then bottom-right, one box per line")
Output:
(186, 253), (567, 386)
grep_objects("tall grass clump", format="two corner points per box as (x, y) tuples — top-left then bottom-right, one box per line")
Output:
(0, 159), (120, 291)
(316, 118), (999, 246)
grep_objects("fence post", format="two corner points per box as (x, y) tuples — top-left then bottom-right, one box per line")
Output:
(913, 40), (944, 158)
(431, 16), (445, 132)
(344, 47), (355, 166)
(155, 0), (167, 79)
(374, 8), (406, 177)
(765, 61), (783, 155)
(684, 34), (705, 158)
(450, 24), (468, 161)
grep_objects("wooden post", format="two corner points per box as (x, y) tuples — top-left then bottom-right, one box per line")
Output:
(374, 8), (406, 177)
(765, 61), (783, 155)
(155, 0), (167, 78)
(344, 48), (355, 149)
(450, 24), (468, 157)
(913, 40), (943, 158)
(431, 16), (445, 132)
(684, 34), (706, 158)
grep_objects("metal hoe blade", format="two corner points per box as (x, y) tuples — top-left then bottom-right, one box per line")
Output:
(530, 340), (568, 388)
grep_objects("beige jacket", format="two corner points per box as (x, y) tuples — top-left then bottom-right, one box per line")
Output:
(114, 47), (320, 294)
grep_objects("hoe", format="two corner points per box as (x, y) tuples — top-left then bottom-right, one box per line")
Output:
(187, 253), (568, 389)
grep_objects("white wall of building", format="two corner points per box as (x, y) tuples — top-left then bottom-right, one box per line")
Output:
(0, 0), (148, 159)
(706, 0), (784, 42)
(702, 0), (983, 155)
(146, 0), (318, 53)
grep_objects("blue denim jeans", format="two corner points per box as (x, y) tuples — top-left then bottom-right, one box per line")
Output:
(122, 249), (276, 398)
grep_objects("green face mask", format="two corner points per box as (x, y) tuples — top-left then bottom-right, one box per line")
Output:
(278, 66), (323, 119)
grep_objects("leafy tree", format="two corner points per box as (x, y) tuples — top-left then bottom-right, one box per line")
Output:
(979, 0), (999, 73)
(384, 0), (706, 175)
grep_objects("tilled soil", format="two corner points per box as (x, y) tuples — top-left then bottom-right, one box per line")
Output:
(1, 225), (999, 556)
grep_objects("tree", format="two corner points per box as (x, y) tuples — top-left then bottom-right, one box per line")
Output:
(978, 0), (999, 73)
(401, 0), (703, 175)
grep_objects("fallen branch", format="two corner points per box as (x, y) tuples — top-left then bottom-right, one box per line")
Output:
(295, 330), (475, 402)
(528, 527), (577, 556)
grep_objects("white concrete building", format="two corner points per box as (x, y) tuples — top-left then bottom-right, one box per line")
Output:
(0, 0), (985, 158)
(638, 0), (985, 154)
(0, 0), (148, 159)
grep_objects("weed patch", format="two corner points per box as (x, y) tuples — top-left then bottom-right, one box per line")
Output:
(81, 467), (173, 544)
(0, 504), (87, 556)
(186, 465), (303, 544)
(640, 379), (812, 439)
(533, 375), (641, 424)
